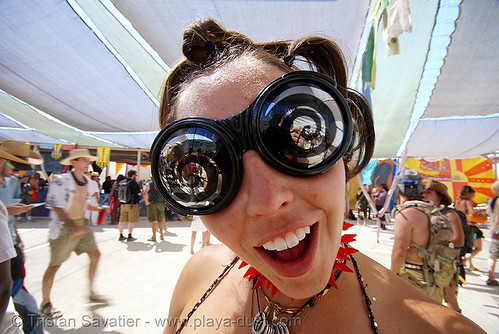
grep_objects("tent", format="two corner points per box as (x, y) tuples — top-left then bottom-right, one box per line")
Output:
(0, 0), (497, 162)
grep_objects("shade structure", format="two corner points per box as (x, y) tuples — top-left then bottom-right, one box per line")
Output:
(0, 0), (496, 161)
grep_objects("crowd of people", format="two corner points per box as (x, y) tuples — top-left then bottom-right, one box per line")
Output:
(0, 17), (496, 333)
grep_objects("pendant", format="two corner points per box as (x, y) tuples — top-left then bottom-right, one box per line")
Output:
(252, 311), (271, 334)
(272, 321), (290, 334)
(252, 311), (290, 334)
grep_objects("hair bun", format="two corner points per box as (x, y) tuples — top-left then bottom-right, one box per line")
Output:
(182, 18), (253, 64)
(181, 19), (224, 63)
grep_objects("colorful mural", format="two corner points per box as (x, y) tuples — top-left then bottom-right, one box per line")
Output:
(405, 158), (496, 204)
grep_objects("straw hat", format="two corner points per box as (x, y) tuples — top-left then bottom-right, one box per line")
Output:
(0, 140), (43, 165)
(60, 148), (97, 165)
(424, 180), (452, 206)
(492, 180), (499, 197)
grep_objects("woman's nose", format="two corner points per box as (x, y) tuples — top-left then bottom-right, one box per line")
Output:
(240, 151), (294, 217)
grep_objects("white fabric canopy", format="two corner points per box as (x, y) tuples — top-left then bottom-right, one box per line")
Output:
(406, 116), (499, 159)
(0, 128), (68, 144)
(0, 0), (497, 160)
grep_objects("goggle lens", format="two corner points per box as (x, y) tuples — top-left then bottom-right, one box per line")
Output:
(255, 84), (346, 172)
(156, 125), (239, 212)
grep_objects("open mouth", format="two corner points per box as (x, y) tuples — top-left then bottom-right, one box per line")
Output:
(260, 225), (312, 262)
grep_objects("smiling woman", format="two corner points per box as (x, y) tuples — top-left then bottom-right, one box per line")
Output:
(151, 18), (484, 334)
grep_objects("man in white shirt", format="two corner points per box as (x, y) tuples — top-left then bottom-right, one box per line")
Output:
(40, 149), (106, 317)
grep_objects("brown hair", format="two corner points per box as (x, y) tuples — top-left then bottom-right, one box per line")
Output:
(458, 185), (475, 200)
(158, 18), (374, 179)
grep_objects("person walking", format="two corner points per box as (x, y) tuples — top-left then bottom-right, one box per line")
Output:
(118, 170), (141, 242)
(455, 185), (486, 270)
(143, 179), (166, 242)
(189, 216), (210, 255)
(355, 187), (368, 225)
(373, 184), (388, 229)
(423, 180), (465, 312)
(391, 170), (444, 303)
(40, 148), (107, 317)
(109, 175), (124, 225)
(0, 140), (43, 332)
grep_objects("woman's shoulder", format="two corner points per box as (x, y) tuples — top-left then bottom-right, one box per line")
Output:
(167, 245), (237, 328)
(354, 253), (485, 333)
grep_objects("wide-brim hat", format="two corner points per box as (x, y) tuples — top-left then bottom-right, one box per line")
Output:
(424, 180), (452, 206)
(0, 140), (43, 165)
(60, 148), (97, 165)
(492, 180), (499, 197)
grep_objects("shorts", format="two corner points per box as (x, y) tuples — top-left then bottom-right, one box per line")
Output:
(490, 239), (499, 259)
(398, 265), (443, 303)
(356, 201), (368, 213)
(147, 202), (165, 222)
(120, 204), (139, 223)
(49, 224), (97, 266)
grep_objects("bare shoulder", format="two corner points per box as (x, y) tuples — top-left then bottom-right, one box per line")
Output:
(395, 206), (428, 222)
(165, 245), (236, 333)
(354, 253), (485, 333)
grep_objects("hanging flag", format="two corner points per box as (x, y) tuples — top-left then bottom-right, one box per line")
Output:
(96, 147), (111, 168)
(362, 26), (375, 84)
(115, 162), (125, 175)
(51, 144), (62, 160)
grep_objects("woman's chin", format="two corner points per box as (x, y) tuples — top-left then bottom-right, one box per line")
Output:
(266, 266), (332, 300)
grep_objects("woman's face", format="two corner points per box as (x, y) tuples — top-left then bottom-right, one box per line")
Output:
(175, 57), (346, 299)
(422, 190), (441, 205)
(467, 192), (476, 201)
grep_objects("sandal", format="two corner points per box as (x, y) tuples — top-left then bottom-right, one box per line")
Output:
(486, 279), (499, 286)
(148, 237), (156, 242)
(40, 302), (63, 318)
(89, 294), (108, 303)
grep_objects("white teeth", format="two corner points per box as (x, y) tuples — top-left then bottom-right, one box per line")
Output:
(295, 227), (306, 241)
(285, 232), (299, 248)
(274, 237), (287, 251)
(262, 226), (311, 251)
(262, 240), (276, 251)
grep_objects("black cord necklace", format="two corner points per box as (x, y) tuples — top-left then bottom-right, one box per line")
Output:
(71, 172), (88, 186)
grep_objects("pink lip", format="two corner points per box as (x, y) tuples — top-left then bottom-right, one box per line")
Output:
(254, 222), (318, 278)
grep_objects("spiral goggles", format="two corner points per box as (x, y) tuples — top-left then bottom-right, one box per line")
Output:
(150, 71), (354, 215)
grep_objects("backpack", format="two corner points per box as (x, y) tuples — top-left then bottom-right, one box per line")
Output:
(395, 200), (460, 287)
(147, 181), (164, 203)
(20, 181), (33, 204)
(442, 207), (473, 256)
(118, 179), (132, 204)
(111, 182), (119, 198)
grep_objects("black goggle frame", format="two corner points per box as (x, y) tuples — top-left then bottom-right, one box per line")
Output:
(151, 71), (354, 216)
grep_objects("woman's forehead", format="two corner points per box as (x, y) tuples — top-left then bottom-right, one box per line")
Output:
(175, 59), (285, 120)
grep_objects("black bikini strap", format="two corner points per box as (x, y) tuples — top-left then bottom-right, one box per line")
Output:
(350, 254), (378, 333)
(175, 256), (239, 334)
